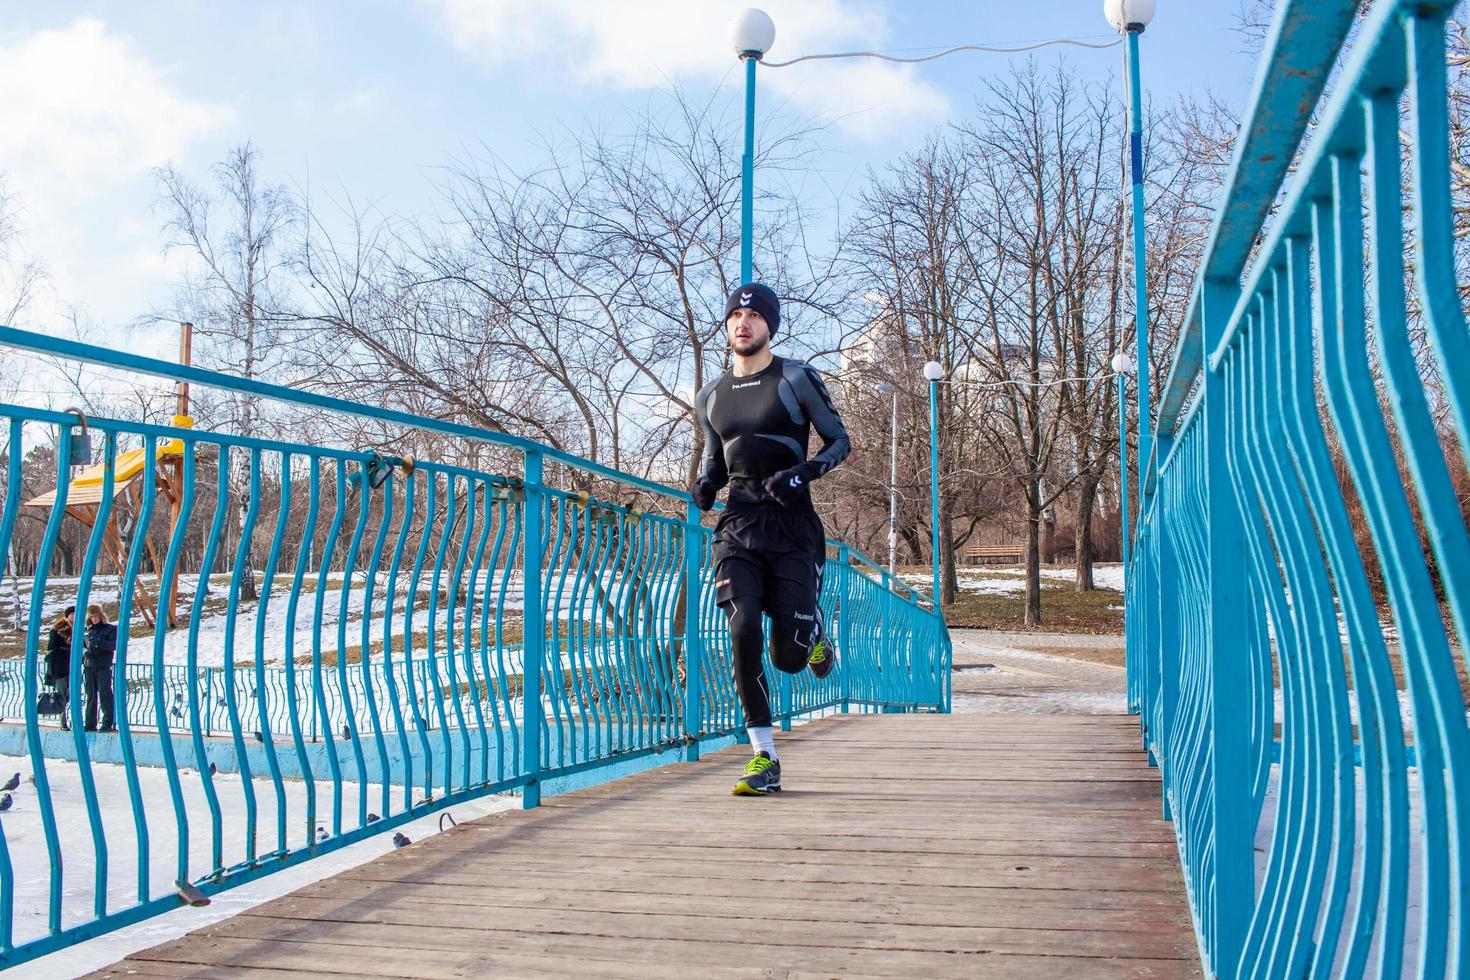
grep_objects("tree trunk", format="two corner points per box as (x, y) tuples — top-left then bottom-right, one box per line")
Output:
(237, 492), (259, 603)
(899, 524), (924, 566)
(56, 538), (75, 577)
(1075, 474), (1098, 591)
(1024, 482), (1042, 627)
(940, 501), (957, 607)
(1041, 508), (1058, 565)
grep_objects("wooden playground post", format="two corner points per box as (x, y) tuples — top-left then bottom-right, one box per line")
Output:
(177, 322), (192, 418)
(164, 321), (193, 629)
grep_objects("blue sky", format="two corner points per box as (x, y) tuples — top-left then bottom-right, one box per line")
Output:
(0, 0), (1258, 382)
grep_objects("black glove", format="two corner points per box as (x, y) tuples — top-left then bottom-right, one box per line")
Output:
(692, 477), (719, 512)
(763, 467), (810, 506)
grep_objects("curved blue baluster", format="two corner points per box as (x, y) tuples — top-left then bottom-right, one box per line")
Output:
(544, 496), (571, 766)
(25, 426), (75, 934)
(359, 460), (393, 819)
(443, 475), (475, 792)
(115, 437), (161, 902)
(146, 436), (197, 886)
(460, 479), (492, 785)
(0, 420), (22, 951)
(221, 448), (262, 861)
(252, 452), (293, 855)
(1405, 9), (1470, 482)
(378, 468), (415, 812)
(424, 473), (456, 797)
(1224, 312), (1300, 974)
(404, 471), (440, 798)
(1312, 159), (1412, 977)
(1268, 240), (1356, 976)
(1364, 85), (1469, 977)
(334, 458), (372, 827)
(476, 492), (508, 783)
(608, 516), (638, 750)
(492, 497), (522, 780)
(311, 459), (347, 835)
(643, 520), (674, 744)
(282, 456), (322, 845)
(567, 502), (602, 760)
(186, 437), (230, 875)
(478, 493), (508, 782)
(1241, 299), (1317, 980)
(69, 430), (118, 916)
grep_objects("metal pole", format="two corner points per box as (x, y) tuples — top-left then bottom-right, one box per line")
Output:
(1126, 27), (1151, 520)
(928, 379), (941, 607)
(888, 389), (898, 574)
(740, 55), (757, 284)
(1118, 372), (1130, 576)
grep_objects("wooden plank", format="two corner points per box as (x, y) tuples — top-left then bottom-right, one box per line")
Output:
(94, 712), (1202, 979)
(335, 865), (1191, 912)
(235, 896), (1199, 960)
(126, 921), (1195, 979)
(283, 874), (1196, 933)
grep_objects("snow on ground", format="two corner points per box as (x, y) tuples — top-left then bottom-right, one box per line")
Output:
(898, 563), (1126, 598)
(3, 570), (662, 668)
(1, 753), (517, 979)
(1039, 564), (1125, 591)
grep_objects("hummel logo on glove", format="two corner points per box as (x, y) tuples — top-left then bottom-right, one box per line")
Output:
(763, 468), (807, 506)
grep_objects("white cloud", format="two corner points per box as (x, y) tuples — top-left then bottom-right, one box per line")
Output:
(0, 19), (231, 334)
(428, 0), (949, 139)
(0, 19), (228, 195)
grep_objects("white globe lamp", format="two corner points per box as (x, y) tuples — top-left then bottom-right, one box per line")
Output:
(729, 8), (776, 59)
(1103, 0), (1156, 33)
(922, 361), (945, 382)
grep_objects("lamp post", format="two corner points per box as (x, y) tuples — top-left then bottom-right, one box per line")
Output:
(1111, 352), (1135, 578)
(728, 8), (776, 284)
(922, 362), (945, 608)
(1104, 0), (1154, 530)
(877, 383), (899, 574)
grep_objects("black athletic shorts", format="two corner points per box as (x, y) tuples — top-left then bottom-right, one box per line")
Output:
(712, 507), (826, 616)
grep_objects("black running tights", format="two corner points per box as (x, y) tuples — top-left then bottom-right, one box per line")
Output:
(721, 594), (817, 729)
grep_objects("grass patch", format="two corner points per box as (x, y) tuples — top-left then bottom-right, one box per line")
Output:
(942, 580), (1125, 636)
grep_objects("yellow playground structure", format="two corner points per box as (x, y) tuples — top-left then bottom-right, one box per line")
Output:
(21, 323), (198, 629)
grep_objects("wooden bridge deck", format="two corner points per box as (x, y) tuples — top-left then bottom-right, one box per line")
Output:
(92, 713), (1200, 978)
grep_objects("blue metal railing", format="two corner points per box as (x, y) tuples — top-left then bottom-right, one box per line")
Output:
(1128, 1), (1470, 976)
(0, 327), (949, 967)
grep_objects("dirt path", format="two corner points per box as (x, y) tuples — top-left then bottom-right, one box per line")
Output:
(951, 629), (1130, 717)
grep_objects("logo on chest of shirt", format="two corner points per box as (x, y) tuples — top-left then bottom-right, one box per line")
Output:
(731, 380), (762, 390)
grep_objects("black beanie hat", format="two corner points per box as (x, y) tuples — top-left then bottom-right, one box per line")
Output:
(724, 282), (781, 335)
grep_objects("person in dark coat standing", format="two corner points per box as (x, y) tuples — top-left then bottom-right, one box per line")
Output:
(44, 607), (74, 731)
(82, 604), (117, 732)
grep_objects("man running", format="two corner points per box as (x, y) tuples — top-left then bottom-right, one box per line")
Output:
(692, 282), (850, 796)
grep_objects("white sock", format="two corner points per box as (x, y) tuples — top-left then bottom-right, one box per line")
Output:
(747, 725), (776, 760)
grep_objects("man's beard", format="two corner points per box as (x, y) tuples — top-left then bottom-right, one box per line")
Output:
(731, 334), (769, 357)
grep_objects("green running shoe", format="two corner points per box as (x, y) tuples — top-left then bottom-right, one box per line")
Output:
(732, 751), (781, 796)
(808, 632), (836, 680)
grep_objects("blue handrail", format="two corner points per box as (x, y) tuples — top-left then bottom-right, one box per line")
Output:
(1129, 1), (1470, 976)
(0, 328), (948, 968)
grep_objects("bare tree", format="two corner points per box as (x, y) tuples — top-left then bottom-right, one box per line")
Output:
(155, 142), (298, 600)
(292, 88), (839, 496)
(844, 136), (995, 604)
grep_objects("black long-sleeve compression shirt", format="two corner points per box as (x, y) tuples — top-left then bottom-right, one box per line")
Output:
(694, 355), (850, 510)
